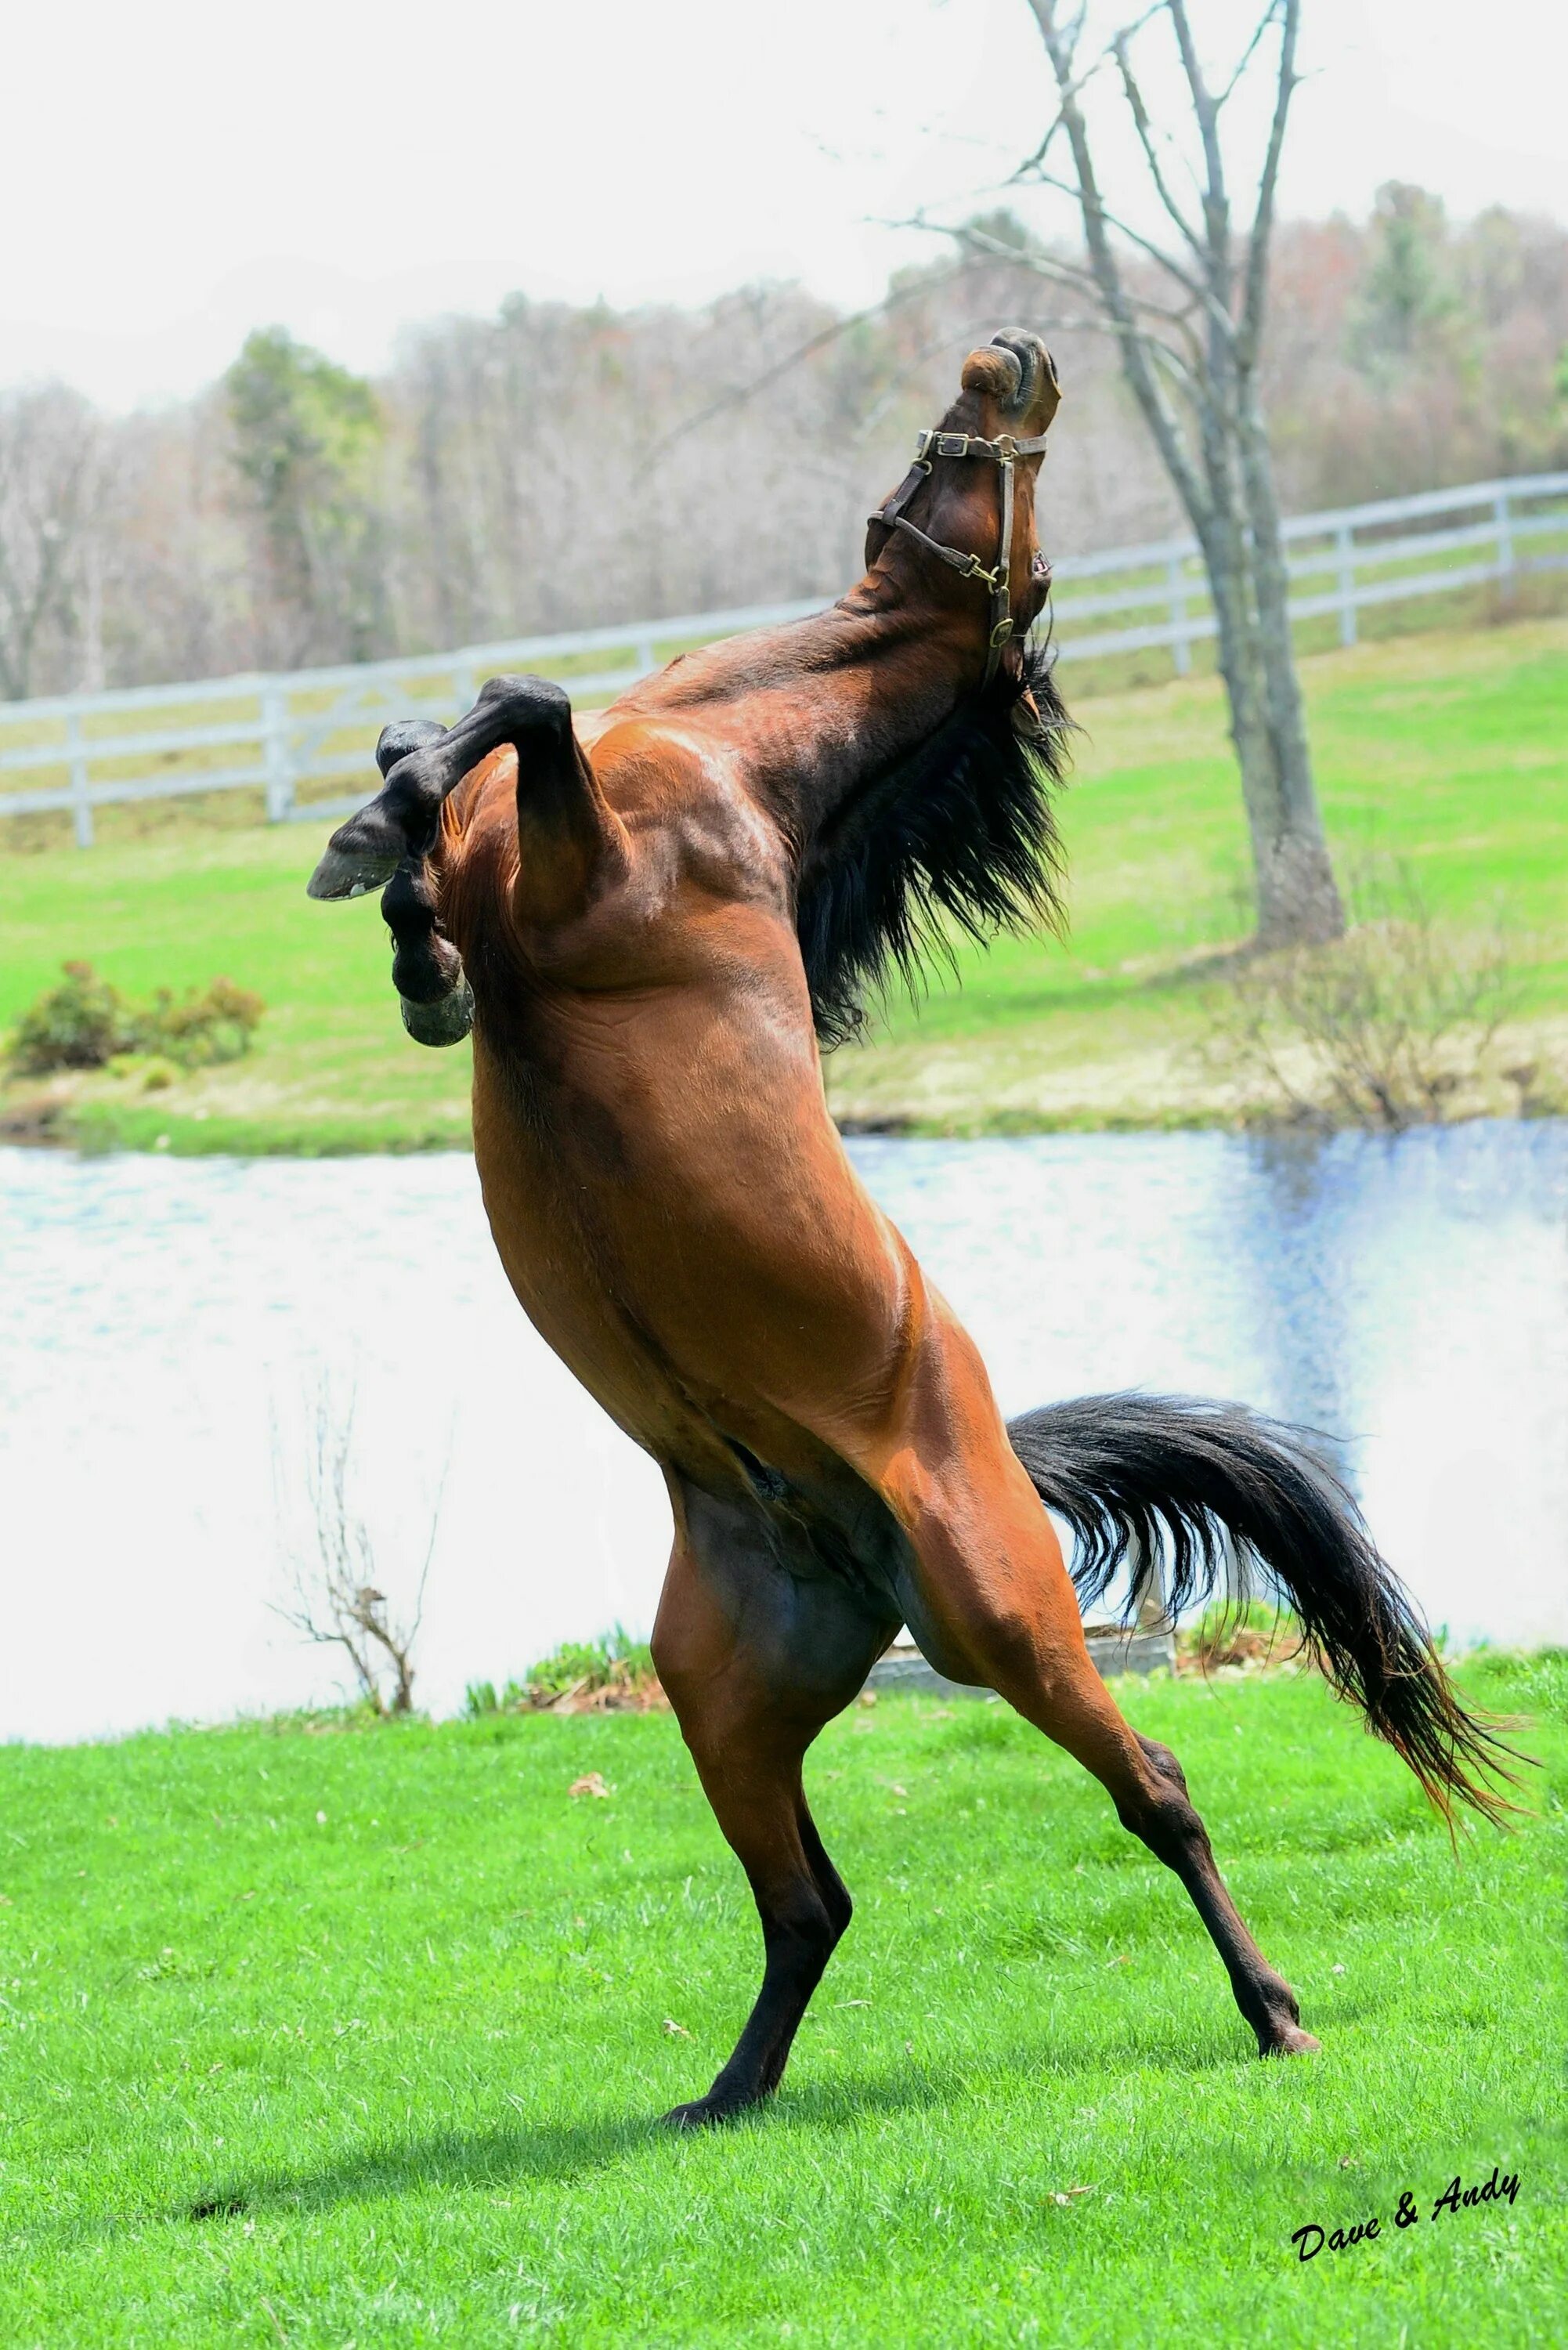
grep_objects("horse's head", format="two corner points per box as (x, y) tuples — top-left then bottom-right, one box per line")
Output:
(866, 331), (1062, 671)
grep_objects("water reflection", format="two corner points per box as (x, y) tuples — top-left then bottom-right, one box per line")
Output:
(1, 1121), (1563, 1744)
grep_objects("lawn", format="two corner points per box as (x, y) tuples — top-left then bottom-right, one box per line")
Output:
(1, 1656), (1563, 2346)
(2, 618), (1566, 1149)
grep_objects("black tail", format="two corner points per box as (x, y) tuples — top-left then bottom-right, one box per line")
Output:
(1006, 1391), (1523, 1828)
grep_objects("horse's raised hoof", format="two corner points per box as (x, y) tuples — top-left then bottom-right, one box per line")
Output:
(1259, 2023), (1321, 2059)
(306, 844), (401, 901)
(399, 978), (475, 1048)
(306, 804), (411, 901)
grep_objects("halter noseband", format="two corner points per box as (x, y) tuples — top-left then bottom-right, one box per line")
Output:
(869, 426), (1051, 686)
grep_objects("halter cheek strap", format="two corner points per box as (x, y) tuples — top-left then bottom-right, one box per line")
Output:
(869, 428), (1052, 686)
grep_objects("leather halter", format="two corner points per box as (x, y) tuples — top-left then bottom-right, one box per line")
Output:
(869, 425), (1051, 686)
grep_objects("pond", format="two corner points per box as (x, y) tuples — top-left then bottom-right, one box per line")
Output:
(2, 1120), (1565, 1744)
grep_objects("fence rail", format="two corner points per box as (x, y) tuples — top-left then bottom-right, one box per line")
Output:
(4, 471), (1566, 846)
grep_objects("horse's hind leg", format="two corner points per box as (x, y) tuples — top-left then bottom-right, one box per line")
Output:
(651, 1528), (893, 2127)
(905, 1476), (1317, 2059)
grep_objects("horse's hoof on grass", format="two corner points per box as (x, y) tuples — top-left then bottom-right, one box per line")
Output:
(1259, 2025), (1321, 2058)
(661, 2096), (742, 2131)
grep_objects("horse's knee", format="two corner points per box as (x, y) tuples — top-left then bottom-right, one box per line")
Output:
(477, 673), (573, 736)
(375, 718), (447, 778)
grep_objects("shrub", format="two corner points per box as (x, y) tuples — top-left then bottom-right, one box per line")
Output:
(464, 1626), (663, 1715)
(1207, 861), (1522, 1130)
(1176, 1599), (1306, 1676)
(6, 964), (264, 1076)
(7, 961), (128, 1072)
(131, 976), (265, 1066)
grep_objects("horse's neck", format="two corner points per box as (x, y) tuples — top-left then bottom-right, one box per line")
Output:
(630, 580), (981, 842)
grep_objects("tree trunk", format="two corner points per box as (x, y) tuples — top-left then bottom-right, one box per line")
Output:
(1237, 389), (1344, 945)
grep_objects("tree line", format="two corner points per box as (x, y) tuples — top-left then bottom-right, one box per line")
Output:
(1, 185), (1564, 707)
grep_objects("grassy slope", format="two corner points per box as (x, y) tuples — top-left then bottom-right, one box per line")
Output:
(2, 619), (1565, 1149)
(1, 1659), (1563, 2348)
(828, 616), (1568, 1129)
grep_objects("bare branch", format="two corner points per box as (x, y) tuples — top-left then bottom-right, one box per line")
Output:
(1016, 164), (1216, 309)
(637, 271), (965, 475)
(1012, 1), (1165, 179)
(1021, 0), (1216, 532)
(1165, 0), (1231, 253)
(271, 1378), (449, 1718)
(938, 216), (1201, 334)
(1111, 31), (1205, 259)
(1217, 0), (1284, 110)
(1237, 0), (1299, 367)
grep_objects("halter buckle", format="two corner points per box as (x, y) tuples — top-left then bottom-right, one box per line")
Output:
(989, 616), (1015, 650)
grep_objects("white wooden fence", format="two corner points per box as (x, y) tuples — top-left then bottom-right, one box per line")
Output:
(4, 470), (1565, 847)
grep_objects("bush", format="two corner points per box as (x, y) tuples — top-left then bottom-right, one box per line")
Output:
(132, 976), (265, 1066)
(7, 961), (127, 1072)
(464, 1626), (663, 1716)
(1176, 1599), (1306, 1676)
(6, 963), (264, 1075)
(1207, 861), (1523, 1130)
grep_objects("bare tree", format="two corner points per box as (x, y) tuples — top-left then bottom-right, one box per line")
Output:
(945, 0), (1346, 947)
(274, 1381), (445, 1716)
(0, 385), (108, 700)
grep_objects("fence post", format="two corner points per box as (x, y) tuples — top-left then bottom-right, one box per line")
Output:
(1336, 524), (1357, 647)
(452, 664), (479, 719)
(1495, 490), (1515, 606)
(635, 634), (657, 678)
(1166, 556), (1191, 677)
(66, 709), (92, 848)
(261, 678), (294, 822)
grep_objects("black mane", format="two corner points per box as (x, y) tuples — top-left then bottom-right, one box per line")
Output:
(796, 640), (1074, 1048)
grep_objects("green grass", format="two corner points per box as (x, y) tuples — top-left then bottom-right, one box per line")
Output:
(1, 1658), (1563, 2345)
(2, 618), (1566, 1148)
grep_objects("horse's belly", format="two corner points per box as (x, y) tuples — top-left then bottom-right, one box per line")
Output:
(468, 1035), (914, 1478)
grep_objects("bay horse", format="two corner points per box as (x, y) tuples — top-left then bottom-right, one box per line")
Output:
(308, 334), (1513, 2125)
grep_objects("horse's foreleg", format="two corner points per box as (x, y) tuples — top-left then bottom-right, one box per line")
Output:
(902, 1474), (1317, 2059)
(651, 1532), (890, 2127)
(307, 675), (626, 908)
(382, 857), (474, 1047)
(331, 718), (478, 1047)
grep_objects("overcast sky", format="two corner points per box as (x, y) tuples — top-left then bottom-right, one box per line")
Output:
(5, 0), (1564, 410)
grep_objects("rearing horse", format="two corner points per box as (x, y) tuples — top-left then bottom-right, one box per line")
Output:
(309, 334), (1512, 2125)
